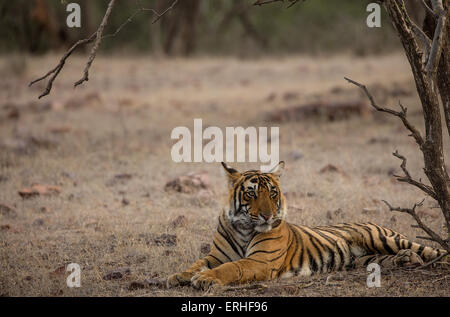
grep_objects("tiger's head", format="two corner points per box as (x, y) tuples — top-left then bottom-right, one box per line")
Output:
(221, 161), (287, 233)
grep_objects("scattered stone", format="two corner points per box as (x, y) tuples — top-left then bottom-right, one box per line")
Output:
(32, 218), (45, 227)
(145, 277), (165, 288)
(170, 215), (187, 229)
(106, 173), (133, 187)
(49, 265), (66, 277)
(362, 207), (380, 214)
(122, 198), (130, 206)
(0, 203), (17, 218)
(165, 171), (212, 194)
(200, 243), (211, 255)
(0, 224), (11, 231)
(103, 268), (131, 280)
(38, 207), (49, 213)
(18, 184), (61, 199)
(154, 234), (177, 247)
(319, 164), (343, 174)
(128, 281), (148, 291)
(267, 100), (369, 123)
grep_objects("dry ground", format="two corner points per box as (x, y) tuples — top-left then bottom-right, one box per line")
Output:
(0, 53), (449, 297)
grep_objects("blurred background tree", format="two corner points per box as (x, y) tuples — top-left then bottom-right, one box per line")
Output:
(0, 0), (425, 56)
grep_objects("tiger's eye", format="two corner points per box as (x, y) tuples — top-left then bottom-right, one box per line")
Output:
(246, 191), (256, 199)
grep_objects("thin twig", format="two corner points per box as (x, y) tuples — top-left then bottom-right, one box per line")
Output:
(74, 0), (116, 88)
(253, 0), (283, 6)
(421, 0), (437, 17)
(391, 150), (438, 200)
(415, 252), (449, 270)
(29, 0), (178, 98)
(425, 0), (447, 79)
(383, 199), (448, 251)
(344, 77), (424, 147)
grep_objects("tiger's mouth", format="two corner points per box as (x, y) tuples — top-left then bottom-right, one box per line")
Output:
(253, 217), (281, 233)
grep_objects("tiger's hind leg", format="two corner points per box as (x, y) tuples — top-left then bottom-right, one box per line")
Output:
(355, 249), (424, 268)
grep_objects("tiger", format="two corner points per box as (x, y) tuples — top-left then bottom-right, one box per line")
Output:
(167, 161), (447, 290)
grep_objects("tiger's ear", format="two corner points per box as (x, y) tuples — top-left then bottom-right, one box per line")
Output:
(268, 161), (285, 177)
(221, 162), (241, 186)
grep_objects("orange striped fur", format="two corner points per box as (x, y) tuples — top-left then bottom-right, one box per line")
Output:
(167, 162), (446, 290)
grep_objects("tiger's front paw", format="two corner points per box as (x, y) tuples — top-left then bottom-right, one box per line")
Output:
(191, 271), (224, 290)
(167, 272), (193, 288)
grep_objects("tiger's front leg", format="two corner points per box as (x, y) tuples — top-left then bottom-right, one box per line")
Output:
(191, 258), (269, 290)
(167, 256), (220, 288)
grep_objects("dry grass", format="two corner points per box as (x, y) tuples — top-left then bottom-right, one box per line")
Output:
(0, 53), (449, 297)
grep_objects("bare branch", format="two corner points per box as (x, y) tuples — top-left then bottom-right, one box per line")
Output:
(147, 0), (178, 24)
(411, 21), (431, 61)
(383, 199), (449, 252)
(253, 0), (283, 6)
(28, 34), (96, 99)
(415, 252), (449, 269)
(425, 0), (447, 79)
(253, 0), (303, 8)
(74, 0), (116, 88)
(344, 77), (424, 147)
(421, 0), (437, 18)
(391, 150), (438, 200)
(29, 0), (179, 98)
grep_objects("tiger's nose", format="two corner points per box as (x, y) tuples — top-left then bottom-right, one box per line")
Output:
(261, 213), (272, 221)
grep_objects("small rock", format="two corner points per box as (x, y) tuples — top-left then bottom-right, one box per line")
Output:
(319, 164), (341, 174)
(0, 204), (17, 218)
(33, 218), (45, 227)
(106, 173), (133, 187)
(362, 207), (379, 214)
(0, 224), (11, 231)
(128, 281), (148, 291)
(103, 268), (131, 280)
(200, 243), (211, 255)
(18, 184), (61, 199)
(145, 277), (165, 288)
(122, 198), (130, 206)
(164, 171), (212, 194)
(170, 215), (187, 229)
(49, 265), (66, 277)
(154, 234), (177, 247)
